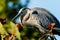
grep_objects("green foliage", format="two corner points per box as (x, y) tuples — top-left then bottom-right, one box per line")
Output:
(20, 27), (41, 40)
(4, 22), (21, 40)
(0, 0), (30, 20)
(0, 22), (21, 40)
(0, 22), (8, 40)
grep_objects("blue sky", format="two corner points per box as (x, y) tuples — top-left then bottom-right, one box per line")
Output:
(27, 0), (60, 40)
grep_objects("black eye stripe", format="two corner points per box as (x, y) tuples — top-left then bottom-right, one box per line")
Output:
(22, 8), (30, 11)
(22, 8), (27, 11)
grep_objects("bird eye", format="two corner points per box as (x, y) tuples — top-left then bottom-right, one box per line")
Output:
(32, 11), (38, 14)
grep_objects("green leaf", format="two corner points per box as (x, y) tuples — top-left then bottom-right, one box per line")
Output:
(0, 22), (8, 35)
(3, 22), (21, 40)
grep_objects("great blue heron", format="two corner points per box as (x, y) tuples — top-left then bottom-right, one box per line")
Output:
(12, 8), (60, 39)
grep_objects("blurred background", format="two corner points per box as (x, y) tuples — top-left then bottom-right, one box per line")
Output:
(0, 0), (30, 20)
(0, 0), (60, 40)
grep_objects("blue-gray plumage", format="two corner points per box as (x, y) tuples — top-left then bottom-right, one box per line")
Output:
(12, 7), (60, 35)
(30, 8), (60, 35)
(31, 8), (60, 29)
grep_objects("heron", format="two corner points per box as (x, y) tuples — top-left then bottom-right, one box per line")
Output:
(12, 7), (60, 40)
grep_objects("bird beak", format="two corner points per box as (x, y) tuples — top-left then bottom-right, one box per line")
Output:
(12, 8), (30, 21)
(12, 8), (24, 21)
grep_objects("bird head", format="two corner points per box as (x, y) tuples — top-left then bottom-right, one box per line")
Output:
(12, 8), (30, 23)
